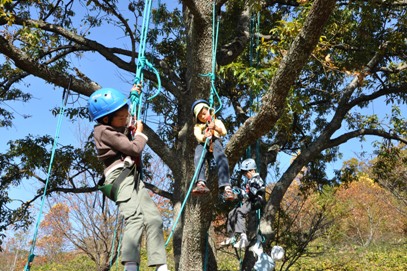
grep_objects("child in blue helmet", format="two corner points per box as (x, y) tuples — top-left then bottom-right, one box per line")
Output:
(220, 158), (266, 249)
(88, 87), (170, 271)
(191, 99), (234, 200)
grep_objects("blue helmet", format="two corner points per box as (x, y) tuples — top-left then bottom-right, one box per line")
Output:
(88, 88), (128, 121)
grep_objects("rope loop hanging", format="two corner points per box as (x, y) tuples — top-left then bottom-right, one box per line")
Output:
(130, 0), (162, 121)
(199, 0), (222, 115)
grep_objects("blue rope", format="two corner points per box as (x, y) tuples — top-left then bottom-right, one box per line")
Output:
(130, 0), (162, 121)
(165, 1), (222, 248)
(109, 210), (121, 268)
(203, 232), (209, 271)
(199, 0), (222, 114)
(165, 138), (210, 247)
(24, 86), (70, 271)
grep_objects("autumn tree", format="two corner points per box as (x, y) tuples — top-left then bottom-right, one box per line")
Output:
(334, 175), (405, 246)
(371, 143), (407, 210)
(36, 202), (71, 262)
(1, 0), (407, 270)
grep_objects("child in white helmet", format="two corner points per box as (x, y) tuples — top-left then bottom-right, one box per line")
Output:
(191, 99), (234, 200)
(220, 158), (266, 249)
(88, 86), (170, 271)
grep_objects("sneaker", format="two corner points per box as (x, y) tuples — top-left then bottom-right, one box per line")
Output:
(192, 181), (210, 194)
(249, 234), (264, 256)
(156, 264), (170, 271)
(222, 186), (235, 201)
(233, 233), (249, 249)
(220, 237), (233, 247)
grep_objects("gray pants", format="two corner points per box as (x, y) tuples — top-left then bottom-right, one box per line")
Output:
(106, 169), (167, 266)
(194, 139), (230, 188)
(227, 201), (251, 235)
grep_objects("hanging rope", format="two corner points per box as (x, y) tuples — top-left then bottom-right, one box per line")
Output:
(108, 210), (121, 269)
(23, 79), (71, 271)
(165, 0), (221, 247)
(130, 0), (162, 121)
(246, 12), (261, 161)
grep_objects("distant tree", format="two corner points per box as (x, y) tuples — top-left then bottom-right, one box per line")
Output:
(334, 175), (405, 246)
(271, 182), (334, 271)
(371, 143), (407, 212)
(46, 193), (123, 271)
(0, 229), (30, 271)
(36, 202), (71, 261)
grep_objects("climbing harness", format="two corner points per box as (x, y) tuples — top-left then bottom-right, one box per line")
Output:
(165, 0), (222, 248)
(24, 79), (71, 271)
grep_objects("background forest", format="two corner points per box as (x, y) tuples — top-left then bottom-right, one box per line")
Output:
(1, 0), (406, 270)
(1, 150), (406, 270)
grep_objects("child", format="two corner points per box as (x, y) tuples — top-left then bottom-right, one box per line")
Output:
(191, 99), (234, 200)
(88, 87), (170, 271)
(220, 158), (266, 249)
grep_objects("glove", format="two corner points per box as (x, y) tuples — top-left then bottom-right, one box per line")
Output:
(252, 195), (265, 210)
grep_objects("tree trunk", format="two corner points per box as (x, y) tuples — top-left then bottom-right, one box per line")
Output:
(176, 1), (217, 270)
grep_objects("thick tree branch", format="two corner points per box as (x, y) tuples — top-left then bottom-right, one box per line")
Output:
(217, 6), (251, 65)
(349, 84), (407, 108)
(143, 182), (173, 200)
(327, 129), (407, 148)
(226, 0), (338, 166)
(0, 35), (99, 96)
(181, 0), (204, 21)
(143, 124), (178, 171)
(5, 17), (178, 96)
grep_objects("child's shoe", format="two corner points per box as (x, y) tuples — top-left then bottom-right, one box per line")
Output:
(220, 237), (232, 247)
(233, 233), (249, 249)
(192, 181), (210, 194)
(222, 186), (235, 201)
(156, 264), (170, 271)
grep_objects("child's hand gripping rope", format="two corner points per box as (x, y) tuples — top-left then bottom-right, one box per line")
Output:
(128, 84), (143, 138)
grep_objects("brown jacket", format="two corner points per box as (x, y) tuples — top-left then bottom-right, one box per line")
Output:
(93, 124), (148, 176)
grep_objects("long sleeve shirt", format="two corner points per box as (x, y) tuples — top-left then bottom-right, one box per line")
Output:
(93, 124), (148, 176)
(193, 118), (227, 143)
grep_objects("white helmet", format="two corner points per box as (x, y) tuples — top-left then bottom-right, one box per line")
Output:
(240, 158), (256, 171)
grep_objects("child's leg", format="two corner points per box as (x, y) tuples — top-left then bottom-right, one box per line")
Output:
(227, 207), (239, 234)
(138, 185), (167, 267)
(234, 203), (250, 234)
(194, 144), (207, 182)
(118, 187), (144, 264)
(212, 140), (230, 187)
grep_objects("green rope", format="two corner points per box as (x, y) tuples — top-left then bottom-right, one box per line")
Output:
(24, 83), (71, 271)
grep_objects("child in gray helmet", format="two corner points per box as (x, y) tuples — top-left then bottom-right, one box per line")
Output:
(220, 158), (266, 249)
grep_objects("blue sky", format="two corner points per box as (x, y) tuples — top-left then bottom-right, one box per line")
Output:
(2, 0), (406, 220)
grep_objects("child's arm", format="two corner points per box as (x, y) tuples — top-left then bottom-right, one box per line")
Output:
(102, 126), (148, 158)
(212, 119), (227, 136)
(194, 124), (207, 143)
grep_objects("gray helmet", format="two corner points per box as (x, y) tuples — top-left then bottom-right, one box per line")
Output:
(240, 158), (256, 171)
